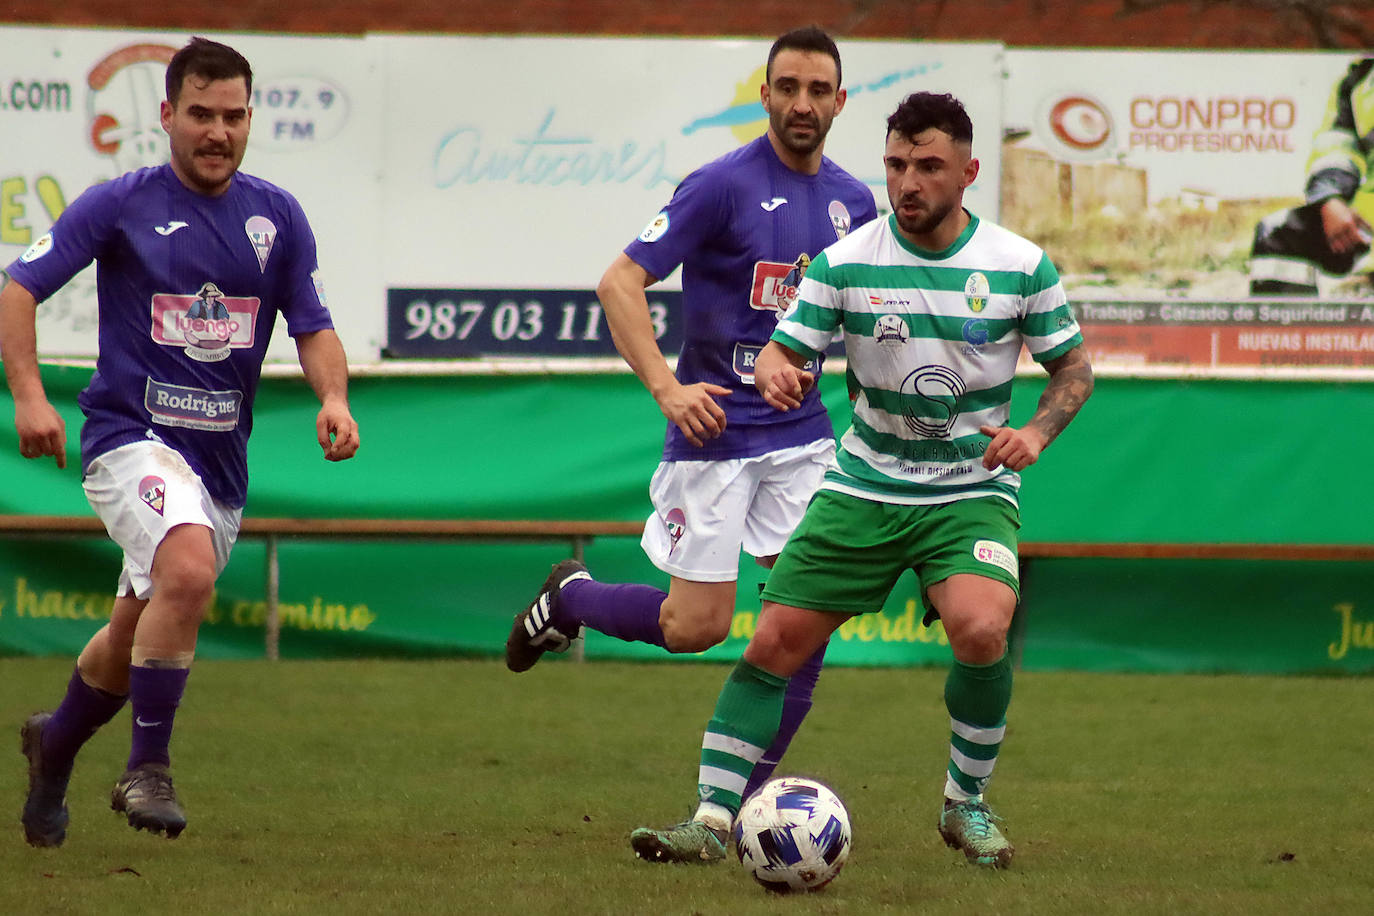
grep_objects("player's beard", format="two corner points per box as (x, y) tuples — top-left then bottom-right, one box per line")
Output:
(772, 111), (828, 157)
(893, 195), (957, 239)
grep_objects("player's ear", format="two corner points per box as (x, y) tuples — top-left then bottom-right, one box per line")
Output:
(760, 80), (772, 114)
(160, 99), (173, 133)
(962, 157), (980, 190)
(833, 87), (847, 116)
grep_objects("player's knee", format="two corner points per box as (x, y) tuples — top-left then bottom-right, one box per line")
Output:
(947, 617), (1009, 665)
(151, 555), (216, 615)
(659, 601), (732, 653)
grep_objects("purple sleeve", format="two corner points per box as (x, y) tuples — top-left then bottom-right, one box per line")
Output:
(277, 192), (334, 336)
(4, 182), (117, 302)
(621, 165), (726, 281)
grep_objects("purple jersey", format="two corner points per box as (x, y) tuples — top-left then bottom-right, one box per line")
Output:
(625, 135), (877, 461)
(5, 164), (333, 508)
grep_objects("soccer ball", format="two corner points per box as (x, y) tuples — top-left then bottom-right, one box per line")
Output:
(732, 776), (851, 893)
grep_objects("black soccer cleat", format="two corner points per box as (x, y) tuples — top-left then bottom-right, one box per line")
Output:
(111, 763), (187, 838)
(20, 712), (71, 848)
(505, 559), (590, 672)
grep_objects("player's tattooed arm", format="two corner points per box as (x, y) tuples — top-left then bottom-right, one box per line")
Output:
(1026, 345), (1094, 448)
(980, 345), (1092, 472)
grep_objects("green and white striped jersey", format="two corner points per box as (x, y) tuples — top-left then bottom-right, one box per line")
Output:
(772, 212), (1083, 507)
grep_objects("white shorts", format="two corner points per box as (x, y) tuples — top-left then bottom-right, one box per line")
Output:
(641, 438), (836, 583)
(81, 440), (242, 599)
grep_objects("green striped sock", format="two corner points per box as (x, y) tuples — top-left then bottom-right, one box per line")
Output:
(696, 660), (787, 817)
(943, 652), (1012, 799)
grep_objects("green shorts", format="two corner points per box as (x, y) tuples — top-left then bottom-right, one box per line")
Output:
(759, 490), (1021, 615)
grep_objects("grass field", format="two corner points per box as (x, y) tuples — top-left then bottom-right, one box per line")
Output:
(1, 657), (1370, 914)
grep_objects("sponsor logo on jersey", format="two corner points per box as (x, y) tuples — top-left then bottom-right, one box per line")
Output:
(750, 253), (811, 312)
(154, 221), (189, 236)
(664, 507), (686, 555)
(760, 197), (787, 212)
(151, 284), (261, 362)
(828, 200), (853, 239)
(639, 212), (669, 243)
(972, 539), (1018, 579)
(962, 318), (990, 347)
(245, 215), (277, 272)
(138, 474), (166, 515)
(20, 232), (53, 263)
(900, 365), (966, 437)
(964, 271), (990, 313)
(875, 314), (909, 346)
(144, 378), (244, 432)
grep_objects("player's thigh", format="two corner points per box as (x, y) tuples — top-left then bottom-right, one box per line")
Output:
(743, 438), (836, 562)
(761, 489), (910, 615)
(642, 458), (752, 582)
(918, 497), (1021, 640)
(82, 440), (242, 599)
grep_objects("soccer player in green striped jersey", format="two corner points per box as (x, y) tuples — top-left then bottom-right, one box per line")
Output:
(630, 91), (1093, 870)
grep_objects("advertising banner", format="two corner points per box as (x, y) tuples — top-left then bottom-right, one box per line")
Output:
(375, 36), (1005, 358)
(0, 26), (386, 362)
(1004, 49), (1374, 375)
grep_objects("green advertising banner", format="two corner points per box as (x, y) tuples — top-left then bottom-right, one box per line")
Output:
(1, 365), (1371, 672)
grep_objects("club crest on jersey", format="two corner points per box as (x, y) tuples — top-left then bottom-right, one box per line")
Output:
(138, 475), (166, 516)
(750, 253), (810, 313)
(875, 314), (909, 346)
(828, 200), (853, 239)
(964, 272), (990, 313)
(151, 284), (262, 362)
(664, 507), (686, 554)
(639, 212), (670, 243)
(245, 215), (277, 272)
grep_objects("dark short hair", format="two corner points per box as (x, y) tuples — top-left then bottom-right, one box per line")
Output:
(886, 92), (973, 145)
(166, 37), (253, 106)
(766, 26), (842, 89)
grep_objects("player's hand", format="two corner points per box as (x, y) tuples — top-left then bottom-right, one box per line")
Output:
(656, 380), (731, 447)
(316, 399), (360, 461)
(14, 397), (67, 469)
(979, 424), (1046, 472)
(1319, 198), (1372, 254)
(760, 365), (815, 412)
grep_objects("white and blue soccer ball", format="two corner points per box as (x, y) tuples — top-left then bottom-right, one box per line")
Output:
(732, 776), (852, 893)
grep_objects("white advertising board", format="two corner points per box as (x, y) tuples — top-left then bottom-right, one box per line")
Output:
(0, 26), (385, 361)
(1005, 49), (1351, 204)
(374, 36), (1004, 360)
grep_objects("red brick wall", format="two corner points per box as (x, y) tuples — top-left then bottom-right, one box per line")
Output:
(3, 0), (1370, 49)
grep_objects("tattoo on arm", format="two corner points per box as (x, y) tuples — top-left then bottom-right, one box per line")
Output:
(1028, 346), (1094, 447)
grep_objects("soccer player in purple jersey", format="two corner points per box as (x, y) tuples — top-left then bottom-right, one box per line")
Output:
(1, 37), (360, 847)
(503, 26), (877, 863)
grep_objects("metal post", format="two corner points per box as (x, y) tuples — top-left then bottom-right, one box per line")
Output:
(571, 534), (587, 662)
(265, 534), (280, 661)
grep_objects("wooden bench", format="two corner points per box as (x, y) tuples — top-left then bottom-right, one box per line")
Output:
(2, 514), (1371, 660)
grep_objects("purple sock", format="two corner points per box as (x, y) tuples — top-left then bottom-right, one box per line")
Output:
(127, 665), (190, 771)
(41, 667), (128, 772)
(557, 579), (668, 649)
(743, 641), (828, 799)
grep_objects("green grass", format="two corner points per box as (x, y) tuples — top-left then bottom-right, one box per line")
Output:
(1, 658), (1370, 914)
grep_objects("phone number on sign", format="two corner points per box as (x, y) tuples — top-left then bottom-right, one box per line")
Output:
(384, 288), (683, 358)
